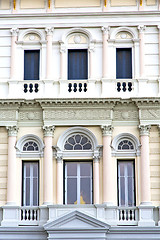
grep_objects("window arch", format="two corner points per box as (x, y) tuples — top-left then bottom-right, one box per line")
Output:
(111, 133), (140, 157)
(16, 134), (44, 157)
(64, 133), (92, 151)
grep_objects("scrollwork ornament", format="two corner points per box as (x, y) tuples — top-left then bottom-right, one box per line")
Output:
(6, 126), (19, 137)
(101, 125), (113, 136)
(139, 125), (151, 136)
(43, 125), (55, 137)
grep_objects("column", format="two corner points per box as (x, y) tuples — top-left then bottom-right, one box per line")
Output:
(60, 44), (67, 80)
(45, 27), (54, 80)
(138, 25), (145, 78)
(56, 154), (63, 204)
(101, 26), (110, 79)
(89, 44), (95, 79)
(10, 28), (19, 79)
(43, 126), (55, 205)
(101, 125), (114, 204)
(138, 125), (155, 226)
(6, 126), (18, 205)
(157, 26), (160, 95)
(93, 155), (100, 204)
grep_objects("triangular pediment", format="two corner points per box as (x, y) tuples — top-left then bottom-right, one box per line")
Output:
(44, 210), (110, 230)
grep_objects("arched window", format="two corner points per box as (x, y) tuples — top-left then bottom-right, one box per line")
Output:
(16, 134), (44, 157)
(111, 133), (140, 157)
(64, 134), (92, 151)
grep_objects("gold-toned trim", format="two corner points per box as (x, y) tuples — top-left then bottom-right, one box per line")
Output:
(140, 0), (143, 6)
(13, 0), (16, 10)
(104, 0), (107, 7)
(48, 0), (51, 9)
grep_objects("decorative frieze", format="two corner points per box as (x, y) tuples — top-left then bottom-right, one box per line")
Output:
(140, 109), (160, 120)
(0, 111), (17, 120)
(43, 125), (55, 137)
(101, 125), (113, 136)
(114, 110), (138, 121)
(139, 125), (151, 136)
(19, 111), (42, 121)
(44, 109), (111, 120)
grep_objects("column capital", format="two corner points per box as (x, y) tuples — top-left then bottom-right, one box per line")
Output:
(6, 126), (18, 137)
(139, 125), (151, 136)
(10, 28), (19, 37)
(45, 27), (54, 36)
(43, 125), (55, 137)
(138, 25), (146, 33)
(101, 125), (113, 136)
(101, 26), (110, 35)
(59, 43), (66, 53)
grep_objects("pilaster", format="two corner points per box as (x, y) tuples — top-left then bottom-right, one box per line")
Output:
(10, 28), (19, 79)
(45, 27), (54, 80)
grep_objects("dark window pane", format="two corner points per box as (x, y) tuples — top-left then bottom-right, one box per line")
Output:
(120, 177), (125, 206)
(33, 178), (38, 206)
(64, 143), (73, 150)
(75, 134), (81, 143)
(80, 163), (91, 176)
(83, 143), (92, 150)
(122, 144), (129, 150)
(81, 137), (88, 145)
(67, 162), (77, 176)
(68, 49), (88, 80)
(67, 178), (77, 204)
(119, 163), (125, 176)
(68, 137), (75, 145)
(33, 163), (38, 177)
(24, 50), (40, 80)
(26, 178), (30, 206)
(74, 144), (82, 150)
(116, 48), (132, 79)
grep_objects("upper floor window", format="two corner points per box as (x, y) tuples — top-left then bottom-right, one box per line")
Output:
(116, 48), (132, 79)
(24, 50), (40, 80)
(23, 141), (39, 152)
(65, 161), (92, 204)
(22, 161), (39, 206)
(68, 49), (88, 80)
(118, 161), (135, 207)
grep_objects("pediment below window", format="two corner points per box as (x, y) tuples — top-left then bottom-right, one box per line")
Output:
(44, 210), (110, 230)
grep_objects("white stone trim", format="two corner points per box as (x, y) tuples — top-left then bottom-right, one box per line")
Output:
(18, 29), (45, 42)
(16, 134), (44, 157)
(56, 126), (101, 159)
(61, 28), (93, 44)
(111, 133), (141, 157)
(110, 27), (138, 40)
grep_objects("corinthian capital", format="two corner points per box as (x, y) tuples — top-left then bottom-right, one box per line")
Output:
(10, 28), (19, 36)
(43, 125), (55, 137)
(101, 125), (113, 136)
(101, 26), (110, 35)
(6, 126), (18, 137)
(139, 125), (151, 136)
(138, 25), (146, 34)
(45, 27), (54, 36)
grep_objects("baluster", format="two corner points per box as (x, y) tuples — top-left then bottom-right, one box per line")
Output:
(79, 83), (82, 92)
(128, 210), (131, 221)
(73, 83), (77, 92)
(35, 83), (39, 93)
(117, 82), (121, 92)
(29, 84), (33, 93)
(26, 209), (29, 221)
(119, 209), (122, 221)
(84, 83), (87, 92)
(30, 209), (33, 221)
(132, 209), (135, 221)
(123, 210), (126, 221)
(68, 83), (72, 92)
(122, 82), (126, 92)
(24, 84), (28, 93)
(22, 209), (25, 220)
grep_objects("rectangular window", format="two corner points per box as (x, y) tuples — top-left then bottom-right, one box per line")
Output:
(65, 162), (92, 204)
(24, 50), (40, 80)
(118, 161), (135, 207)
(22, 161), (39, 206)
(68, 49), (88, 80)
(116, 48), (132, 79)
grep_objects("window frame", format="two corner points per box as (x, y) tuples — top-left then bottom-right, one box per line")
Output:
(24, 49), (40, 80)
(117, 160), (136, 207)
(64, 161), (93, 205)
(116, 47), (132, 79)
(22, 161), (39, 207)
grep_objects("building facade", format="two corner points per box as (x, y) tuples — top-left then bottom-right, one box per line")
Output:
(0, 0), (160, 239)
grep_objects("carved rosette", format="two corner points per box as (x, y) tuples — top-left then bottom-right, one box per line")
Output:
(6, 126), (19, 137)
(139, 125), (151, 136)
(101, 125), (113, 136)
(43, 125), (55, 137)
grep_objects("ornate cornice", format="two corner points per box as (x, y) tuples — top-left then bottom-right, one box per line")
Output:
(6, 126), (18, 137)
(43, 125), (55, 137)
(139, 125), (151, 136)
(101, 125), (113, 136)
